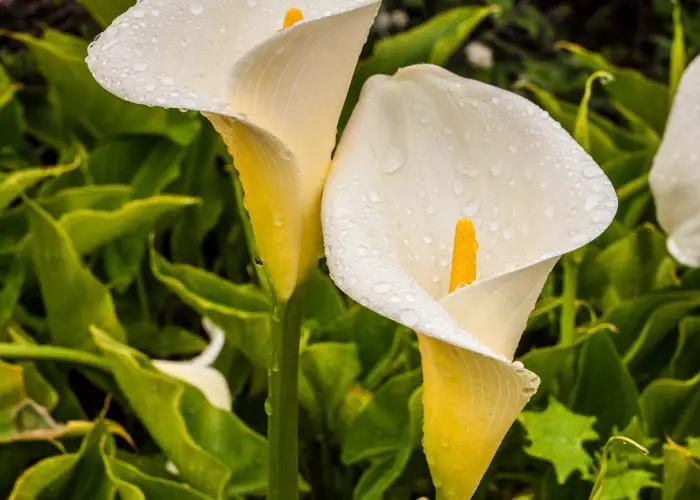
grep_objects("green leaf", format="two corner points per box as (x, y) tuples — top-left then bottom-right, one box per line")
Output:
(14, 30), (199, 145)
(26, 200), (126, 350)
(574, 71), (614, 153)
(519, 81), (645, 162)
(300, 342), (361, 432)
(622, 297), (700, 371)
(92, 326), (269, 497)
(342, 370), (422, 465)
(519, 397), (599, 484)
(352, 387), (423, 500)
(669, 316), (700, 380)
(640, 374), (700, 441)
(0, 257), (25, 330)
(589, 435), (655, 500)
(663, 441), (700, 500)
(571, 330), (641, 438)
(170, 123), (227, 265)
(149, 245), (272, 367)
(77, 0), (135, 27)
(558, 42), (670, 133)
(45, 195), (198, 257)
(8, 419), (116, 500)
(579, 225), (677, 311)
(126, 323), (207, 359)
(303, 269), (346, 328)
(0, 160), (79, 213)
(669, 0), (686, 104)
(106, 459), (213, 500)
(341, 6), (498, 128)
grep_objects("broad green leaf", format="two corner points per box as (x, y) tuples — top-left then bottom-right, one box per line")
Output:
(149, 245), (272, 367)
(92, 327), (269, 497)
(0, 185), (132, 256)
(106, 459), (213, 500)
(303, 269), (346, 328)
(663, 441), (700, 500)
(640, 374), (700, 441)
(49, 195), (198, 257)
(126, 323), (207, 359)
(27, 200), (125, 350)
(571, 331), (641, 438)
(579, 225), (677, 311)
(602, 149), (654, 190)
(558, 42), (670, 133)
(519, 397), (599, 484)
(341, 6), (498, 128)
(351, 387), (423, 500)
(8, 420), (116, 500)
(170, 122), (227, 265)
(622, 298), (700, 371)
(573, 71), (614, 153)
(668, 316), (700, 380)
(687, 438), (700, 458)
(77, 0), (135, 27)
(0, 160), (78, 213)
(0, 257), (24, 330)
(14, 30), (199, 145)
(300, 343), (361, 433)
(342, 370), (422, 465)
(316, 307), (400, 388)
(0, 338), (57, 412)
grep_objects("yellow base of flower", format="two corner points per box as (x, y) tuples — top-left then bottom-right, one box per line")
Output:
(419, 335), (536, 499)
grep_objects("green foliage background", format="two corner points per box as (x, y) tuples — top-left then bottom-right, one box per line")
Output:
(0, 0), (699, 499)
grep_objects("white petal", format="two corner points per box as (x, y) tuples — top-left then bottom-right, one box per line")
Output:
(650, 55), (700, 267)
(152, 318), (231, 410)
(322, 64), (617, 359)
(87, 0), (379, 297)
(153, 360), (232, 410)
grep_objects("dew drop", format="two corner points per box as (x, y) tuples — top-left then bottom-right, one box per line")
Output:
(373, 282), (391, 294)
(490, 162), (503, 177)
(582, 165), (601, 178)
(422, 234), (434, 245)
(452, 179), (465, 196)
(425, 205), (436, 215)
(399, 309), (419, 327)
(462, 200), (481, 216)
(357, 245), (369, 257)
(368, 190), (380, 202)
(188, 2), (204, 15)
(383, 145), (405, 174)
(133, 62), (148, 72)
(544, 206), (555, 218)
(161, 76), (174, 86)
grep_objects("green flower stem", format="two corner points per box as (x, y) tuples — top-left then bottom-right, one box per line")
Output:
(268, 285), (306, 500)
(0, 343), (112, 372)
(559, 256), (579, 345)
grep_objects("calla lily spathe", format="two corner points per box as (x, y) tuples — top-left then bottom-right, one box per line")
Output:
(322, 65), (617, 498)
(650, 55), (700, 267)
(152, 318), (231, 410)
(86, 0), (380, 299)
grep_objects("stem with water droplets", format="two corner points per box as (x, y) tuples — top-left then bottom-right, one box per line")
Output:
(267, 285), (306, 500)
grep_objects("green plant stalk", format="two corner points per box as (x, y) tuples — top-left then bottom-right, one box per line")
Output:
(559, 257), (579, 345)
(0, 344), (112, 372)
(267, 286), (306, 500)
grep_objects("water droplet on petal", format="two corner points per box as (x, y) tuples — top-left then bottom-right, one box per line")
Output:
(452, 179), (465, 196)
(399, 309), (419, 327)
(189, 2), (204, 15)
(383, 146), (405, 174)
(462, 200), (481, 216)
(373, 282), (391, 294)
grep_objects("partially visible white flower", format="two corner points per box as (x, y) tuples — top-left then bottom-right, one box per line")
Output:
(390, 10), (409, 31)
(152, 318), (231, 410)
(650, 55), (700, 267)
(464, 41), (494, 70)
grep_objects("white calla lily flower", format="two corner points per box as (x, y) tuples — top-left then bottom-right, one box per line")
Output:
(322, 64), (617, 498)
(87, 0), (380, 299)
(152, 318), (231, 410)
(650, 55), (700, 267)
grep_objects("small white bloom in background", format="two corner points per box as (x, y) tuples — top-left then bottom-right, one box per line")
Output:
(390, 10), (410, 31)
(152, 318), (231, 410)
(322, 64), (617, 498)
(650, 55), (700, 267)
(373, 10), (392, 33)
(464, 40), (494, 70)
